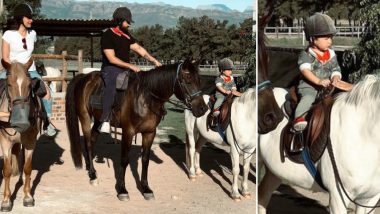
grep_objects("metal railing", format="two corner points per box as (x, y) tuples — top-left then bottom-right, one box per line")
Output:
(265, 26), (365, 38)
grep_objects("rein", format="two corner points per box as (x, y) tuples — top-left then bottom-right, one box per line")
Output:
(229, 116), (255, 160)
(327, 137), (380, 212)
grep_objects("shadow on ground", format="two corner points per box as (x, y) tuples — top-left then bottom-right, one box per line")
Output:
(159, 134), (255, 198)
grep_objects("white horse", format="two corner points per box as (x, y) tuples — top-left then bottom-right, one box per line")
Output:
(44, 66), (62, 93)
(184, 88), (256, 201)
(82, 67), (101, 74)
(258, 75), (380, 214)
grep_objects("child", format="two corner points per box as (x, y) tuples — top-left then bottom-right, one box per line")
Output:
(213, 58), (241, 116)
(294, 13), (342, 132)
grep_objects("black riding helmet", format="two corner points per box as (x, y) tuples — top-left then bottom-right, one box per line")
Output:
(113, 7), (134, 26)
(305, 13), (337, 42)
(218, 58), (234, 72)
(14, 3), (34, 19)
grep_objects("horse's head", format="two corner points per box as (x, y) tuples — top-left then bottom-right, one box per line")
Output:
(174, 59), (208, 117)
(257, 32), (284, 134)
(1, 59), (33, 133)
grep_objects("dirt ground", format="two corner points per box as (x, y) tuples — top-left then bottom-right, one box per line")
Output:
(0, 122), (255, 213)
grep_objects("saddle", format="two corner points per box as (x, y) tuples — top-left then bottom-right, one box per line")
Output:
(281, 86), (335, 164)
(206, 93), (234, 132)
(89, 70), (130, 123)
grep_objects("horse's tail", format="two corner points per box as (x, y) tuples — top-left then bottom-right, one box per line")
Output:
(11, 143), (21, 176)
(65, 74), (85, 169)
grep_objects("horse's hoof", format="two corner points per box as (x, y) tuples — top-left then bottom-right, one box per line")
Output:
(90, 178), (98, 186)
(195, 172), (203, 177)
(23, 197), (35, 207)
(231, 195), (242, 202)
(1, 201), (12, 212)
(117, 193), (130, 201)
(242, 192), (252, 199)
(143, 192), (155, 200)
(189, 175), (196, 181)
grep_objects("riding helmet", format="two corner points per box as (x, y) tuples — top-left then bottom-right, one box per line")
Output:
(113, 7), (134, 25)
(304, 13), (337, 41)
(218, 58), (234, 72)
(14, 3), (34, 19)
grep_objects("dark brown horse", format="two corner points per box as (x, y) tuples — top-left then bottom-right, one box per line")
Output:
(257, 0), (284, 134)
(65, 59), (208, 201)
(0, 59), (42, 211)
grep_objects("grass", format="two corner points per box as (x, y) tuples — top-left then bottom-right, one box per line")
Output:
(267, 37), (360, 48)
(156, 99), (187, 143)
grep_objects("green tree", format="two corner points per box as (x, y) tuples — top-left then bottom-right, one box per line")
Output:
(350, 0), (380, 82)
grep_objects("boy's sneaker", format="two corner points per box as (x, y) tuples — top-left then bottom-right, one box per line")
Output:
(44, 124), (57, 137)
(293, 117), (307, 132)
(98, 122), (111, 134)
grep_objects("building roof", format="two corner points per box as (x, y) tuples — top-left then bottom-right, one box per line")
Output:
(31, 19), (114, 37)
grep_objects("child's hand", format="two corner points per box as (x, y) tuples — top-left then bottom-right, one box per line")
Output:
(319, 79), (331, 87)
(226, 90), (231, 94)
(331, 76), (341, 85)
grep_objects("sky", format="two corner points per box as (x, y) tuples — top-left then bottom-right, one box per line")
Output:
(75, 0), (254, 12)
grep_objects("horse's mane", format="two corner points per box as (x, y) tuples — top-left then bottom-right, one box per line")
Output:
(237, 88), (255, 103)
(336, 75), (380, 107)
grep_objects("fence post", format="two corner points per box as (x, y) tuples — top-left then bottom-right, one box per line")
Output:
(78, 50), (83, 74)
(62, 51), (68, 92)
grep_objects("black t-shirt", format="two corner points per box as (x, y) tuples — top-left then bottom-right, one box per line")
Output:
(100, 28), (136, 68)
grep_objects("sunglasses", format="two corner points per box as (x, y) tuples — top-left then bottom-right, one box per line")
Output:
(22, 38), (27, 50)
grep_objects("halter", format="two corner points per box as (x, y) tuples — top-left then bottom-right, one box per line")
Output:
(174, 63), (202, 109)
(257, 80), (272, 92)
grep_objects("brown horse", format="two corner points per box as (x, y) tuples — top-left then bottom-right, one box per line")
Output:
(257, 0), (284, 134)
(65, 59), (208, 200)
(0, 59), (42, 211)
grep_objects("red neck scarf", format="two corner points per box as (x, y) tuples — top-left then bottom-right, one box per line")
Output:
(315, 50), (330, 63)
(223, 75), (232, 83)
(111, 27), (130, 40)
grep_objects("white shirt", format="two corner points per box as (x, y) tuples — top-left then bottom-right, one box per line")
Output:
(2, 30), (37, 71)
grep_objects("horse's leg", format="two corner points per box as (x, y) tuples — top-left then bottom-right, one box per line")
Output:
(328, 190), (349, 214)
(1, 146), (13, 212)
(79, 114), (98, 185)
(355, 196), (380, 214)
(194, 135), (206, 177)
(258, 168), (281, 214)
(140, 132), (156, 200)
(241, 149), (255, 199)
(230, 145), (242, 201)
(186, 131), (197, 181)
(22, 148), (34, 207)
(115, 131), (133, 201)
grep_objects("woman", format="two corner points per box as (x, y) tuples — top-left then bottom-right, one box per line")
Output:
(1, 3), (57, 136)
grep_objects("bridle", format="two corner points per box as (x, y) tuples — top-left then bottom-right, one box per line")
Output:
(257, 80), (272, 92)
(173, 63), (202, 109)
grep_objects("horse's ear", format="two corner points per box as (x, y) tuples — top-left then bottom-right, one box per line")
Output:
(1, 59), (10, 70)
(24, 58), (33, 72)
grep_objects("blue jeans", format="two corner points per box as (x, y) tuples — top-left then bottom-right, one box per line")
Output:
(100, 66), (124, 122)
(0, 70), (53, 117)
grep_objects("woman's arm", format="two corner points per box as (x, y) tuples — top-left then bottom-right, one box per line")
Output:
(130, 43), (162, 67)
(2, 39), (10, 64)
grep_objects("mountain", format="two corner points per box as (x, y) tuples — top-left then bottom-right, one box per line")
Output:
(196, 4), (233, 12)
(40, 0), (252, 28)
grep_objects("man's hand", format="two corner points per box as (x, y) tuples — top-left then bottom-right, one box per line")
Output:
(130, 64), (141, 72)
(154, 60), (162, 67)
